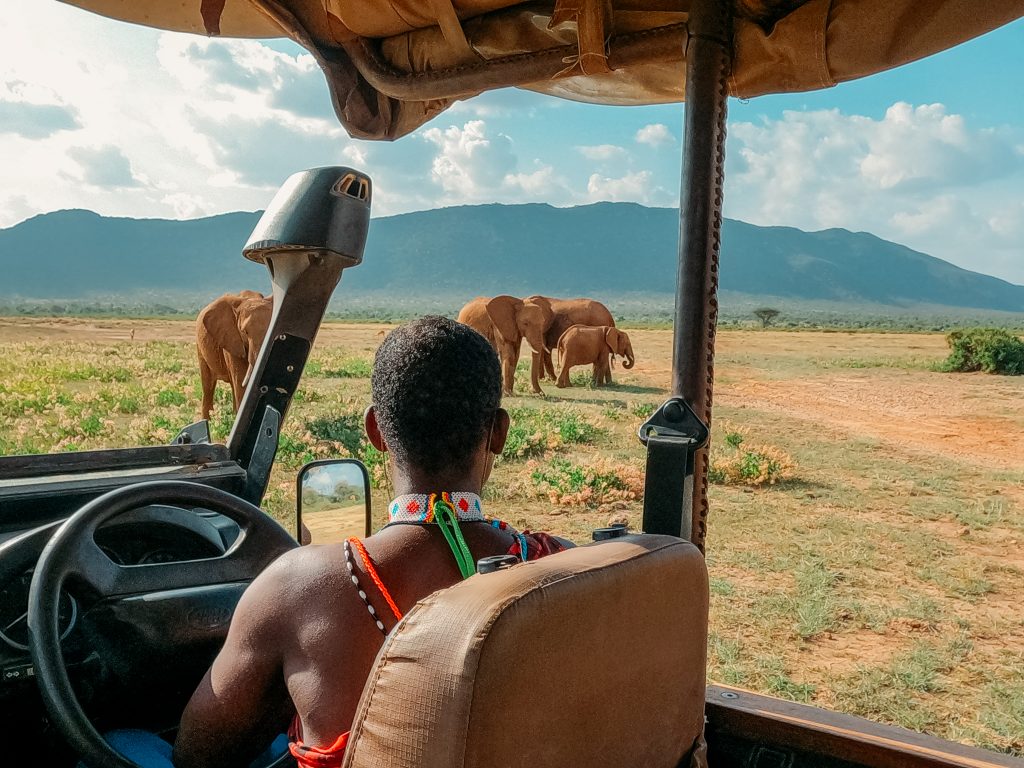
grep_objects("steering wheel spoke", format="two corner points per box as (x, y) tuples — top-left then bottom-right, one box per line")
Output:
(27, 480), (297, 768)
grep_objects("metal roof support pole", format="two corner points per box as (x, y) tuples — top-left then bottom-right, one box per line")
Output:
(649, 0), (731, 551)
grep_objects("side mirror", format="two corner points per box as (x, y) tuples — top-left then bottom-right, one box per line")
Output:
(296, 459), (371, 544)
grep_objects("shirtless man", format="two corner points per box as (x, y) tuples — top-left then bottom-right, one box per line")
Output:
(170, 315), (565, 768)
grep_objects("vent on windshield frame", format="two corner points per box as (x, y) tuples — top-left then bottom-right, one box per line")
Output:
(333, 173), (370, 202)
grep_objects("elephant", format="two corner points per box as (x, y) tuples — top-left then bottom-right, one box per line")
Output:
(528, 297), (616, 385)
(555, 325), (635, 388)
(196, 291), (273, 420)
(456, 295), (553, 395)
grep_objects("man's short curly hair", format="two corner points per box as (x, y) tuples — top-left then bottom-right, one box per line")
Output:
(371, 315), (502, 474)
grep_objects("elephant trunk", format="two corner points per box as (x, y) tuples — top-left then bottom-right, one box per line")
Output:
(622, 343), (635, 369)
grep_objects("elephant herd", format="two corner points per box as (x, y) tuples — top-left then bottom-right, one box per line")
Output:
(195, 292), (634, 419)
(456, 295), (634, 395)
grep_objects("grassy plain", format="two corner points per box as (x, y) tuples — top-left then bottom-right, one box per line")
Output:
(0, 317), (1021, 755)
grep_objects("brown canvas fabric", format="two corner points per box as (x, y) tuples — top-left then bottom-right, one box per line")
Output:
(341, 534), (709, 768)
(59, 0), (1024, 137)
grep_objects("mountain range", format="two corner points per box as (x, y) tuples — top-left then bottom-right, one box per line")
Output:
(1, 203), (1022, 312)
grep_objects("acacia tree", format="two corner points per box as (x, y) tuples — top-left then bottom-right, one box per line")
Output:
(754, 307), (780, 328)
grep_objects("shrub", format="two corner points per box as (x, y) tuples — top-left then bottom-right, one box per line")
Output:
(529, 457), (643, 508)
(940, 328), (1024, 375)
(502, 407), (600, 461)
(631, 401), (656, 419)
(155, 388), (187, 407)
(306, 413), (364, 455)
(709, 428), (795, 486)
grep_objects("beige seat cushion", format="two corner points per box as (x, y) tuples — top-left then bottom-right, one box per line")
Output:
(342, 534), (708, 768)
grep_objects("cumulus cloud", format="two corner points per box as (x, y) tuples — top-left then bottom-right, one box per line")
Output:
(587, 170), (667, 204)
(635, 123), (675, 147)
(67, 145), (139, 188)
(422, 120), (517, 198)
(725, 102), (1024, 282)
(858, 103), (1017, 191)
(576, 144), (627, 161)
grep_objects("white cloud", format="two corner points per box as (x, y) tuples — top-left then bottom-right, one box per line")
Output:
(576, 144), (627, 161)
(725, 102), (1024, 282)
(161, 192), (211, 219)
(587, 170), (652, 202)
(505, 164), (565, 197)
(635, 123), (675, 147)
(422, 120), (517, 199)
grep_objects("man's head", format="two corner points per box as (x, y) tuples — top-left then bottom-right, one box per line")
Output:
(367, 316), (508, 484)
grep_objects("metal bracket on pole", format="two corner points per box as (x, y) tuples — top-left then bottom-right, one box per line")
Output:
(638, 398), (709, 540)
(242, 405), (282, 504)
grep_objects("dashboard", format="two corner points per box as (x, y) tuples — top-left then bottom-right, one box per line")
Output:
(0, 505), (239, 685)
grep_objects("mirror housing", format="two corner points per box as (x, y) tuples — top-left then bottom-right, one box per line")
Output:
(296, 459), (371, 545)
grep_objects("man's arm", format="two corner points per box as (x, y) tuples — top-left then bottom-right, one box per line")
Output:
(172, 553), (298, 768)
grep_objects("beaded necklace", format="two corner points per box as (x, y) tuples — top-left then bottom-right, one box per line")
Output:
(345, 492), (530, 635)
(387, 491), (529, 571)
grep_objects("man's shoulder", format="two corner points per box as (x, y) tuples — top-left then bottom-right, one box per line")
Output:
(245, 544), (349, 619)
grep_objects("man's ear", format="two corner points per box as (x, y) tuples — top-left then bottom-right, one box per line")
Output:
(488, 408), (511, 454)
(364, 405), (388, 452)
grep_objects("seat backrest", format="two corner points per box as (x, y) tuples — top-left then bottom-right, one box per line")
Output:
(342, 534), (709, 768)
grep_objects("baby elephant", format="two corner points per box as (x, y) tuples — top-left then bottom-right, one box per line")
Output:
(556, 325), (635, 387)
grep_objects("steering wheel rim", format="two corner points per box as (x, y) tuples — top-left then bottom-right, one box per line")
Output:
(27, 480), (297, 768)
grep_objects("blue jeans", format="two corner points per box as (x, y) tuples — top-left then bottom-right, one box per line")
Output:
(84, 730), (290, 768)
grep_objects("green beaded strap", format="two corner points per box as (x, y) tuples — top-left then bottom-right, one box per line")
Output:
(432, 494), (475, 579)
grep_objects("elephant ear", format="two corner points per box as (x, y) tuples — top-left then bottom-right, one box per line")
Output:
(528, 295), (554, 326)
(604, 326), (619, 355)
(486, 295), (524, 343)
(203, 297), (247, 360)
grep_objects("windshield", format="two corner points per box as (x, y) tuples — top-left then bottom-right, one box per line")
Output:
(1, 1), (1023, 757)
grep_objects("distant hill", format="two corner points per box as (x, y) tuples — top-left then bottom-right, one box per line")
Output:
(1, 203), (1023, 312)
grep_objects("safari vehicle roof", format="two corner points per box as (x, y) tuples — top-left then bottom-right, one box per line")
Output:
(63, 0), (1024, 140)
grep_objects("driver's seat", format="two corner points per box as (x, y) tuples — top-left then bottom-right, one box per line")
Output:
(342, 534), (709, 768)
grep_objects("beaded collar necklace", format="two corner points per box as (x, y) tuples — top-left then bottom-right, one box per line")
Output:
(388, 492), (485, 523)
(385, 491), (529, 578)
(344, 491), (530, 636)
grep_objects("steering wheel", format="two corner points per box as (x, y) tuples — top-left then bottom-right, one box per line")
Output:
(27, 480), (298, 768)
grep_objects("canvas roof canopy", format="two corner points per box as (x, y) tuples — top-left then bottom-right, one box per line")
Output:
(63, 0), (1024, 140)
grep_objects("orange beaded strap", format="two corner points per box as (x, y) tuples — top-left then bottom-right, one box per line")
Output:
(344, 537), (402, 635)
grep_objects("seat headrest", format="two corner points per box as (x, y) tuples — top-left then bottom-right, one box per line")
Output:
(343, 534), (709, 768)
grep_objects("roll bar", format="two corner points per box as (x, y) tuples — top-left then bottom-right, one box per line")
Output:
(640, 0), (731, 552)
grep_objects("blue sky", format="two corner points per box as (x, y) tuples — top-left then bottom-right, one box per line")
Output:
(1, 2), (1022, 282)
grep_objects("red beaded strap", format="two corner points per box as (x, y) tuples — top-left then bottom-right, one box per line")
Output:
(347, 537), (403, 623)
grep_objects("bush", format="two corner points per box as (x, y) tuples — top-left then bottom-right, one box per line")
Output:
(306, 413), (364, 455)
(529, 457), (643, 507)
(709, 429), (795, 486)
(940, 328), (1024, 375)
(501, 406), (601, 461)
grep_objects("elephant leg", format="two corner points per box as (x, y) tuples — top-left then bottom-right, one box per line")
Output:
(198, 357), (216, 421)
(544, 350), (556, 380)
(556, 356), (571, 388)
(223, 352), (246, 413)
(499, 341), (518, 395)
(529, 352), (543, 395)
